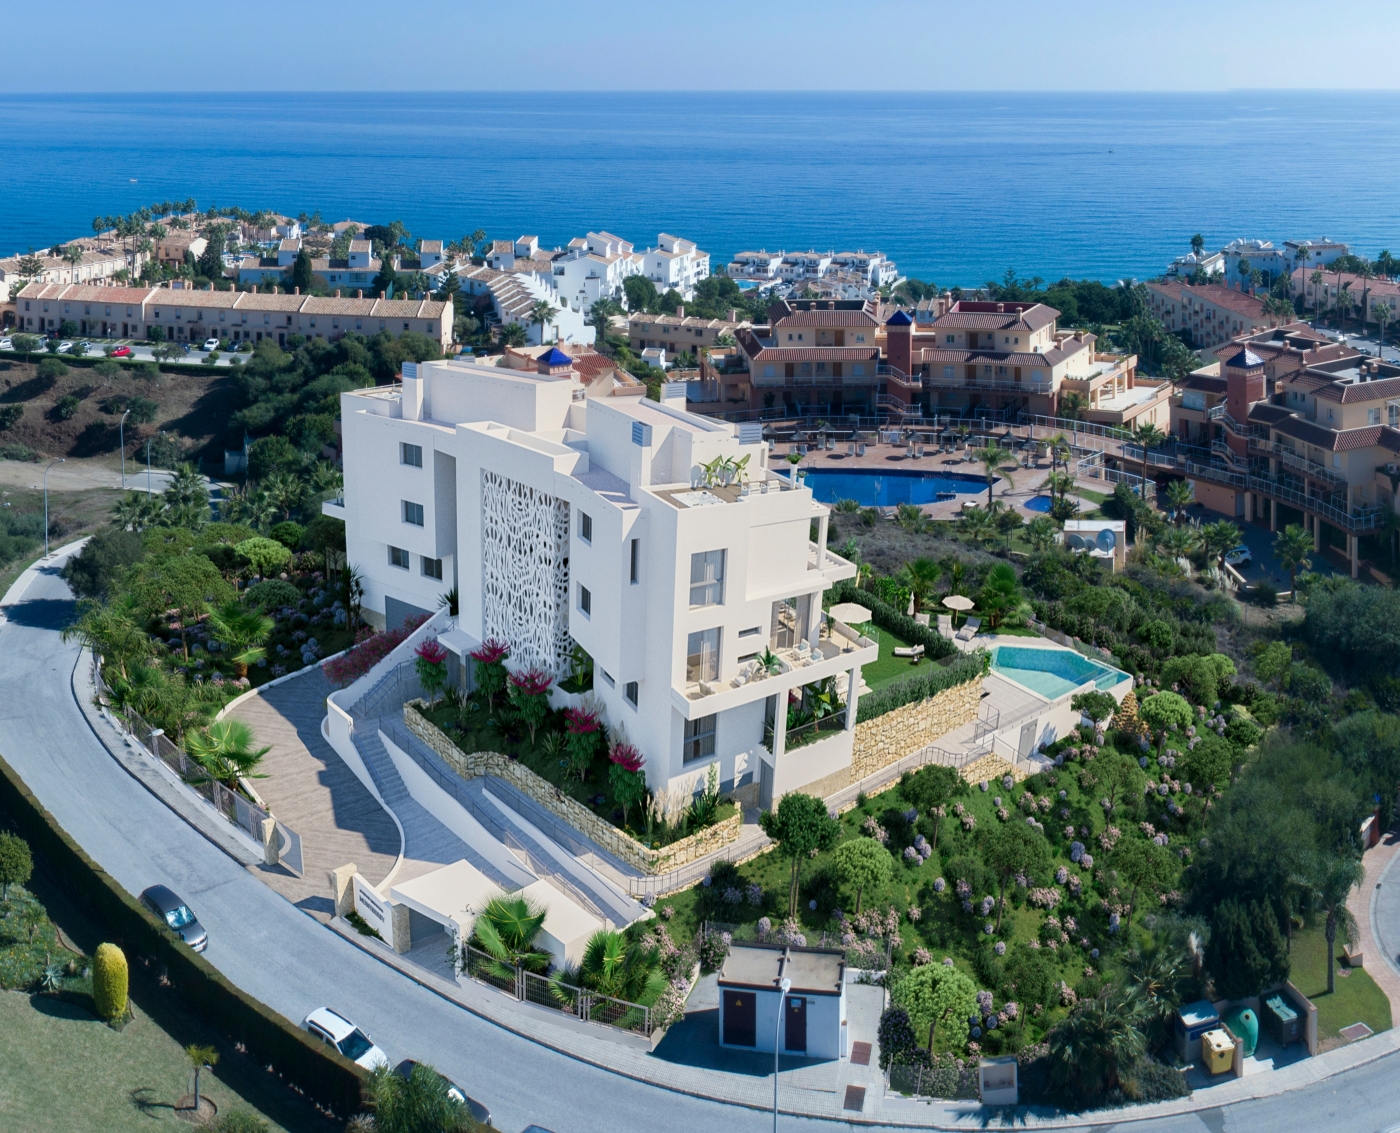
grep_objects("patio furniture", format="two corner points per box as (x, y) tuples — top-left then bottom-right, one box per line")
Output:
(893, 644), (925, 661)
(955, 616), (982, 642)
(856, 443), (866, 456)
(846, 442), (855, 456)
(936, 614), (953, 638)
(914, 612), (930, 626)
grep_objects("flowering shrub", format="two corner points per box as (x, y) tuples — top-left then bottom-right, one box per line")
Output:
(469, 637), (511, 708)
(563, 705), (602, 781)
(413, 638), (449, 704)
(321, 615), (427, 686)
(912, 947), (932, 966)
(1055, 866), (1069, 885)
(756, 916), (772, 936)
(994, 941), (1006, 955)
(1027, 887), (1060, 909)
(698, 930), (731, 972)
(1098, 826), (1121, 852)
(907, 906), (921, 922)
(607, 740), (647, 826)
(507, 668), (553, 744)
(933, 877), (946, 892)
(747, 882), (764, 907)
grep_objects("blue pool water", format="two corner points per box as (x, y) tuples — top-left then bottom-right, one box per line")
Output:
(991, 644), (1126, 700)
(1023, 496), (1054, 513)
(804, 469), (990, 507)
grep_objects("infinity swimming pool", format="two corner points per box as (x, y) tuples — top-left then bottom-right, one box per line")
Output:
(991, 644), (1127, 700)
(803, 468), (993, 507)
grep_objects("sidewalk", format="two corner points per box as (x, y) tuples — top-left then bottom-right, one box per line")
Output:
(1352, 821), (1400, 1014)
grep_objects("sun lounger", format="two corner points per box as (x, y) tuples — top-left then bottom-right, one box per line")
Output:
(857, 443), (867, 457)
(937, 614), (953, 639)
(847, 442), (855, 456)
(955, 617), (982, 642)
(893, 644), (925, 661)
(915, 612), (930, 626)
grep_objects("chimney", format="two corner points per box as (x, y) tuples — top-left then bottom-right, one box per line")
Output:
(827, 300), (835, 310)
(676, 305), (684, 318)
(251, 285), (257, 294)
(728, 308), (738, 323)
(294, 286), (300, 295)
(335, 289), (341, 298)
(380, 291), (386, 300)
(997, 302), (1005, 312)
(356, 289), (363, 298)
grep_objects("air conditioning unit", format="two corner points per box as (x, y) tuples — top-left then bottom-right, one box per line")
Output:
(1387, 463), (1399, 476)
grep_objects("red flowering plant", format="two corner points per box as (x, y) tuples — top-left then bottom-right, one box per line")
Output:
(321, 615), (428, 687)
(414, 638), (449, 706)
(469, 637), (510, 710)
(608, 741), (647, 827)
(506, 667), (553, 745)
(563, 705), (602, 782)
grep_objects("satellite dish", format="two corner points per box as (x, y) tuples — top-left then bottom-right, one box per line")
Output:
(1097, 528), (1117, 552)
(1067, 533), (1087, 551)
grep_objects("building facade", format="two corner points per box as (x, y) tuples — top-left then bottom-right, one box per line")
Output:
(1145, 282), (1280, 348)
(1290, 269), (1400, 329)
(330, 356), (871, 805)
(639, 234), (710, 298)
(11, 282), (453, 348)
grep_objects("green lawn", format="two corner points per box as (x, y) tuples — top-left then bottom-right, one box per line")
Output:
(1289, 925), (1392, 1046)
(856, 623), (931, 690)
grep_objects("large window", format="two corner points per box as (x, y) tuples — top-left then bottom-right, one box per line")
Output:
(687, 627), (720, 684)
(689, 549), (726, 608)
(684, 714), (716, 764)
(400, 442), (423, 467)
(389, 546), (409, 570)
(402, 500), (424, 526)
(421, 556), (442, 580)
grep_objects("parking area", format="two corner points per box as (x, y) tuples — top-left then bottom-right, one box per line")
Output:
(1185, 505), (1341, 588)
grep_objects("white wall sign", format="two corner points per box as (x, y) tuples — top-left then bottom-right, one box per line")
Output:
(352, 874), (393, 939)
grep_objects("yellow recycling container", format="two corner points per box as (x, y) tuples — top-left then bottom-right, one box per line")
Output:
(1201, 1028), (1234, 1075)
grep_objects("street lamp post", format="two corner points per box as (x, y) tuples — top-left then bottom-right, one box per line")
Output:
(773, 976), (791, 1133)
(43, 458), (66, 556)
(118, 408), (131, 489)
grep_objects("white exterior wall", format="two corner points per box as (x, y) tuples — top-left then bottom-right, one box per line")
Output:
(719, 987), (845, 1058)
(336, 359), (867, 801)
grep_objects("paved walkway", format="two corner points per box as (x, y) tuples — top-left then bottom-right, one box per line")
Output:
(1358, 820), (1400, 1015)
(226, 669), (401, 916)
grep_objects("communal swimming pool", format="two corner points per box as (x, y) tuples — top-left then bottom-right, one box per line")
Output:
(991, 644), (1128, 700)
(803, 468), (992, 507)
(1023, 495), (1054, 513)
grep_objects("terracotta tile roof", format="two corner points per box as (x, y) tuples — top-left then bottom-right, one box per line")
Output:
(30, 284), (154, 304)
(931, 304), (1058, 332)
(1247, 403), (1293, 424)
(1315, 376), (1400, 404)
(774, 310), (878, 327)
(1178, 284), (1269, 317)
(916, 343), (1082, 367)
(751, 348), (879, 362)
(1268, 415), (1380, 451)
(1182, 374), (1227, 393)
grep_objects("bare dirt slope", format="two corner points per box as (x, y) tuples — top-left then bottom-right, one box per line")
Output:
(0, 356), (237, 463)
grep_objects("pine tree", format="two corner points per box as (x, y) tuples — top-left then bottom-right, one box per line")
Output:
(1115, 688), (1146, 738)
(1207, 898), (1288, 1000)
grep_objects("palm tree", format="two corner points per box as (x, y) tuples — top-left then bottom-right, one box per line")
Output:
(1165, 478), (1194, 524)
(588, 297), (621, 344)
(261, 471), (303, 520)
(62, 600), (150, 680)
(1026, 515), (1057, 552)
(361, 1062), (474, 1133)
(899, 557), (941, 612)
(1154, 525), (1200, 572)
(1302, 853), (1364, 995)
(1046, 990), (1148, 1101)
(1123, 940), (1187, 1049)
(1058, 391), (1087, 420)
(499, 322), (528, 348)
(553, 929), (667, 1009)
(185, 719), (270, 790)
(1372, 301), (1392, 361)
(894, 502), (929, 534)
(958, 505), (995, 549)
(1190, 233), (1206, 258)
(940, 557), (967, 597)
(1043, 470), (1076, 508)
(529, 299), (558, 344)
(206, 599), (273, 678)
(469, 895), (548, 981)
(977, 442), (1015, 507)
(1336, 284), (1355, 330)
(978, 562), (1024, 628)
(1237, 257), (1252, 294)
(184, 1045), (218, 1114)
(1310, 269), (1326, 328)
(1357, 263), (1375, 333)
(1131, 422), (1164, 504)
(1202, 519), (1241, 574)
(1274, 523), (1313, 602)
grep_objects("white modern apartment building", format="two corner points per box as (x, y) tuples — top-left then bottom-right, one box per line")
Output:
(1220, 239), (1288, 286)
(331, 356), (873, 806)
(728, 251), (786, 281)
(1283, 239), (1349, 274)
(639, 234), (710, 298)
(551, 232), (645, 309)
(830, 251), (898, 287)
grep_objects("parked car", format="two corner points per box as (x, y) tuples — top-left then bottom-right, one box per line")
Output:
(0, 338), (12, 350)
(1224, 545), (1252, 567)
(110, 345), (132, 357)
(56, 341), (73, 353)
(393, 1060), (491, 1125)
(202, 337), (220, 351)
(303, 1008), (389, 1071)
(139, 885), (208, 952)
(79, 340), (93, 352)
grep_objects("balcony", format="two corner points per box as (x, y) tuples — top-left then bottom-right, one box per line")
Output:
(321, 496), (346, 518)
(1248, 437), (1346, 488)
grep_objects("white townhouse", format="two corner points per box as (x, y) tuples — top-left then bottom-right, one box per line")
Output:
(639, 233), (710, 299)
(550, 232), (645, 310)
(331, 356), (875, 807)
(728, 251), (786, 281)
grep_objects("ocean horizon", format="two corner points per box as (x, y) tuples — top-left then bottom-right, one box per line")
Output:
(2, 90), (1398, 286)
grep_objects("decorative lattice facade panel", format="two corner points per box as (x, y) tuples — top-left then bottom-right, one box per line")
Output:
(480, 469), (572, 679)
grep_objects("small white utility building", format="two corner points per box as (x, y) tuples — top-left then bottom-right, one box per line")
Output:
(717, 943), (847, 1059)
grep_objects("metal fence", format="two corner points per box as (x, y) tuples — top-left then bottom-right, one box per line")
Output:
(458, 943), (654, 1036)
(94, 658), (301, 866)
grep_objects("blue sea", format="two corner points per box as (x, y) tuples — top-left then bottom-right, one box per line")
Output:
(2, 91), (1398, 284)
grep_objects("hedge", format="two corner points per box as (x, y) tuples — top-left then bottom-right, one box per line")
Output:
(855, 649), (990, 724)
(0, 750), (365, 1116)
(828, 580), (958, 662)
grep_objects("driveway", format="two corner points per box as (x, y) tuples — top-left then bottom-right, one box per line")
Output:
(5, 551), (1400, 1132)
(1183, 505), (1340, 589)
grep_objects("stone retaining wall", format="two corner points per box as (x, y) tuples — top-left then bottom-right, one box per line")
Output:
(849, 677), (982, 780)
(402, 702), (741, 875)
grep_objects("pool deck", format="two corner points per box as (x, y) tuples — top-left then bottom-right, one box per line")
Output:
(794, 441), (1093, 519)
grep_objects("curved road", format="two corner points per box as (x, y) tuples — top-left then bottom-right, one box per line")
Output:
(2, 552), (1400, 1133)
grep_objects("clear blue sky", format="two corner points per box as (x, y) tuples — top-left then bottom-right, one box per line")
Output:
(10, 0), (1400, 91)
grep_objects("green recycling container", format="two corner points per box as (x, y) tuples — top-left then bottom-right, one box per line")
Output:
(1222, 1005), (1258, 1057)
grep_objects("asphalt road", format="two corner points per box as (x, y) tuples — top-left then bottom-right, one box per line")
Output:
(3, 553), (1400, 1133)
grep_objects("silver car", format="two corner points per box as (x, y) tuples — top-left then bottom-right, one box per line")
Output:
(140, 884), (209, 952)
